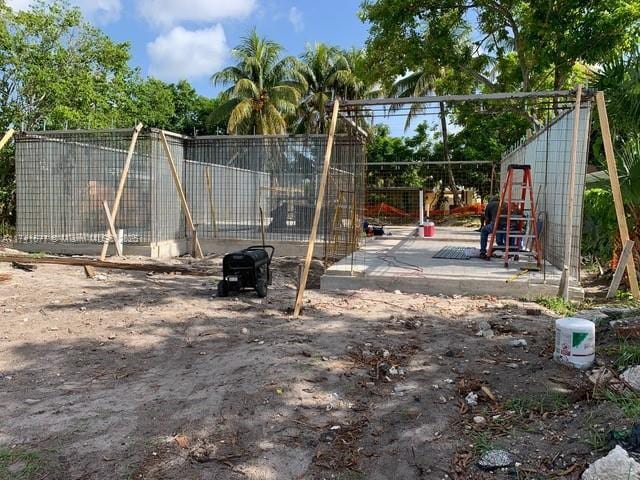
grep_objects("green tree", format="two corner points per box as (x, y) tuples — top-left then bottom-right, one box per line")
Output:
(360, 0), (640, 93)
(295, 43), (354, 133)
(210, 30), (302, 134)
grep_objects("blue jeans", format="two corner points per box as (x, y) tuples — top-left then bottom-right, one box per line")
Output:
(480, 223), (493, 254)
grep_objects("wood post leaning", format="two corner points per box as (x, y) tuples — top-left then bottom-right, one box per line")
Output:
(293, 100), (340, 317)
(159, 130), (203, 259)
(102, 200), (123, 257)
(596, 91), (640, 299)
(608, 240), (635, 299)
(100, 123), (143, 261)
(0, 128), (15, 152)
(559, 85), (582, 300)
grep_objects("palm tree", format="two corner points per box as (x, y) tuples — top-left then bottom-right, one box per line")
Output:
(294, 43), (354, 134)
(210, 30), (302, 135)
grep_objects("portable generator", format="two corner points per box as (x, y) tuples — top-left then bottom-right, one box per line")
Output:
(217, 245), (274, 298)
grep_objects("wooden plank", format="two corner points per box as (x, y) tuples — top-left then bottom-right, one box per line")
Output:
(205, 168), (218, 237)
(293, 100), (340, 317)
(83, 265), (96, 278)
(596, 91), (640, 298)
(102, 200), (123, 257)
(160, 131), (203, 259)
(100, 123), (143, 260)
(259, 207), (266, 247)
(0, 255), (213, 276)
(0, 128), (15, 151)
(559, 85), (583, 300)
(608, 240), (635, 298)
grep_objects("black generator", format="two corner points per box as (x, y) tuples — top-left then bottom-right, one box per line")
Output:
(217, 246), (274, 298)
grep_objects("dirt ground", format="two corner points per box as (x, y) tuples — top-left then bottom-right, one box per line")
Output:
(0, 254), (636, 479)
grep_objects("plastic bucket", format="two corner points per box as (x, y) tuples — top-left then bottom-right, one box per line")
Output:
(423, 222), (435, 237)
(554, 317), (595, 369)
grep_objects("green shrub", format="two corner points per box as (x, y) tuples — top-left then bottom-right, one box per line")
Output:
(582, 188), (617, 264)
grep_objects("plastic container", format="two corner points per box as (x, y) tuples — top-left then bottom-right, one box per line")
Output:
(554, 317), (595, 369)
(418, 223), (424, 237)
(423, 221), (435, 237)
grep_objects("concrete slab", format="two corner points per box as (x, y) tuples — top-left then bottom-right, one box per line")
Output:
(321, 226), (583, 300)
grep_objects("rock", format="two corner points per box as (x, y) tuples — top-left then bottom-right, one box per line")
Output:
(95, 274), (108, 281)
(599, 307), (640, 320)
(621, 366), (640, 392)
(383, 349), (390, 358)
(465, 392), (478, 407)
(508, 339), (528, 347)
(403, 318), (422, 329)
(581, 446), (640, 480)
(394, 290), (402, 295)
(174, 434), (190, 449)
(476, 319), (495, 338)
(241, 327), (249, 335)
(473, 416), (486, 425)
(24, 398), (41, 405)
(388, 366), (399, 376)
(574, 310), (610, 322)
(478, 449), (514, 470)
(506, 363), (519, 369)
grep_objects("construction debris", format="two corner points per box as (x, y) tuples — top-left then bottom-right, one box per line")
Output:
(581, 446), (640, 480)
(621, 366), (640, 392)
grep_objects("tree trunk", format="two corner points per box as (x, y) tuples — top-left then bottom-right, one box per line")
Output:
(439, 102), (461, 206)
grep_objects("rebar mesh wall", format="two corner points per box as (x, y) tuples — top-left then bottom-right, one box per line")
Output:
(15, 130), (365, 257)
(363, 161), (494, 224)
(500, 104), (592, 278)
(183, 135), (366, 249)
(15, 130), (154, 243)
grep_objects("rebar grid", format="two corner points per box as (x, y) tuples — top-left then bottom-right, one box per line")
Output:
(14, 131), (366, 259)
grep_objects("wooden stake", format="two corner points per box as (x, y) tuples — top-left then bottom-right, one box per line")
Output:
(83, 265), (96, 278)
(205, 168), (218, 238)
(608, 240), (635, 299)
(597, 91), (640, 298)
(293, 100), (340, 317)
(100, 123), (143, 260)
(102, 200), (123, 257)
(259, 207), (266, 247)
(160, 131), (203, 259)
(0, 128), (15, 151)
(559, 85), (582, 300)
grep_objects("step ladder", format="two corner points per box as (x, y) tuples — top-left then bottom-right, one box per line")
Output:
(487, 164), (542, 268)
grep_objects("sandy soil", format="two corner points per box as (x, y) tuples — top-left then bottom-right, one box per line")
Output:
(0, 255), (634, 479)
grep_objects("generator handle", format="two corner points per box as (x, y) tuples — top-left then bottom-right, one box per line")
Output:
(247, 245), (275, 261)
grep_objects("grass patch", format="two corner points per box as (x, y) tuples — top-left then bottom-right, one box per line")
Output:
(536, 296), (578, 316)
(0, 447), (47, 480)
(472, 431), (495, 455)
(601, 389), (640, 418)
(584, 425), (608, 452)
(614, 341), (640, 370)
(505, 392), (570, 416)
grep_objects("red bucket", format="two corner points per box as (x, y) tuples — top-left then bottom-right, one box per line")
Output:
(423, 222), (435, 237)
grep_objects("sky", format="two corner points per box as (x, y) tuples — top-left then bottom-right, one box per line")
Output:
(6, 0), (369, 95)
(6, 0), (432, 136)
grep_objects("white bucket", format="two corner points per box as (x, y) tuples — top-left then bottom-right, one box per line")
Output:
(554, 317), (595, 369)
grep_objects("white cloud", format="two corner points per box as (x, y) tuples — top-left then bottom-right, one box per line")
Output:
(6, 0), (122, 23)
(136, 0), (257, 27)
(288, 6), (303, 32)
(147, 25), (228, 82)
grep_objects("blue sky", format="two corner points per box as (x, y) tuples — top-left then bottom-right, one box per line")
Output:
(8, 0), (369, 96)
(7, 0), (429, 135)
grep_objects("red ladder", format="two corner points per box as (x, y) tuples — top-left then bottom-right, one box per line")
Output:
(487, 164), (542, 268)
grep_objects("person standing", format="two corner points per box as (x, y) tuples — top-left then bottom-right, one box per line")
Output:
(479, 196), (500, 259)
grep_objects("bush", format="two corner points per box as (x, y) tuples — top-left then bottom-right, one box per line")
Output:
(582, 188), (618, 263)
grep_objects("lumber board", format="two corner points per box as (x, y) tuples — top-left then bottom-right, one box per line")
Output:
(596, 91), (640, 299)
(0, 255), (212, 276)
(0, 128), (15, 151)
(293, 100), (340, 317)
(559, 85), (582, 300)
(100, 123), (143, 260)
(160, 131), (203, 259)
(608, 240), (635, 299)
(102, 200), (123, 257)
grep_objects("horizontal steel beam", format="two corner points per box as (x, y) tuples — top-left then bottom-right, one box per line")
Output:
(335, 90), (591, 108)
